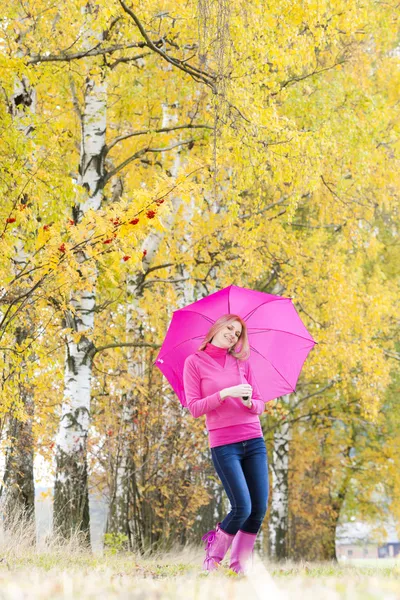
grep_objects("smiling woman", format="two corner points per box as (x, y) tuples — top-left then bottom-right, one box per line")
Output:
(183, 314), (268, 575)
(197, 314), (248, 359)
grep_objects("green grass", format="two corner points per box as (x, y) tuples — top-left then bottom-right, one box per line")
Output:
(1, 507), (400, 599)
(2, 548), (400, 599)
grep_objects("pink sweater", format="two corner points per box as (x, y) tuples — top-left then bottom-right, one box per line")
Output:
(183, 344), (265, 448)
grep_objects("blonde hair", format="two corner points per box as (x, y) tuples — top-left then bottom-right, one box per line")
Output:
(197, 314), (250, 361)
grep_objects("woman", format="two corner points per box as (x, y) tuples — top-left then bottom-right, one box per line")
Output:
(183, 314), (268, 575)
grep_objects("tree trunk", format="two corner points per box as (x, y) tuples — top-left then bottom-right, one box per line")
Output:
(0, 71), (37, 519)
(53, 12), (107, 543)
(269, 394), (291, 561)
(321, 451), (353, 561)
(0, 380), (35, 517)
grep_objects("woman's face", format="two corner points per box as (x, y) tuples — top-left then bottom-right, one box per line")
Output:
(212, 320), (243, 349)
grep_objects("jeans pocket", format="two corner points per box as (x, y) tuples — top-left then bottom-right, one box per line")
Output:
(212, 444), (229, 458)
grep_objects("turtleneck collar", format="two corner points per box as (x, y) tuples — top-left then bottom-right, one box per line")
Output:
(204, 342), (229, 355)
(203, 342), (229, 368)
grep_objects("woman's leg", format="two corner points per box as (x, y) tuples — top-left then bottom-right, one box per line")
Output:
(211, 442), (252, 535)
(239, 437), (269, 534)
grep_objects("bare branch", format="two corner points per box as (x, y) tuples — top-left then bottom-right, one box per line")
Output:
(102, 16), (122, 41)
(0, 347), (20, 355)
(110, 52), (151, 69)
(384, 350), (400, 361)
(239, 197), (288, 220)
(103, 139), (196, 184)
(141, 262), (176, 275)
(106, 123), (213, 155)
(28, 42), (150, 64)
(295, 301), (325, 329)
(271, 58), (348, 96)
(289, 222), (345, 231)
(86, 341), (161, 364)
(143, 277), (190, 287)
(320, 175), (348, 206)
(118, 0), (216, 90)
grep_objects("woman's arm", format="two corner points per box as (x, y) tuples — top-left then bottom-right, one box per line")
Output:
(183, 357), (225, 418)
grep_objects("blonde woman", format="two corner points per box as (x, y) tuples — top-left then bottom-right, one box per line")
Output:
(183, 314), (268, 574)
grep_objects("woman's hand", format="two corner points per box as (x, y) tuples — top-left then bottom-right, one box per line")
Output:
(241, 397), (253, 409)
(221, 384), (253, 399)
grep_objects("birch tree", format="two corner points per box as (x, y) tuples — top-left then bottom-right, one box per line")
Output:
(268, 394), (292, 560)
(0, 69), (37, 519)
(53, 3), (108, 543)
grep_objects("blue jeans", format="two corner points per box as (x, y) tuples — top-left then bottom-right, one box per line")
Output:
(211, 436), (269, 535)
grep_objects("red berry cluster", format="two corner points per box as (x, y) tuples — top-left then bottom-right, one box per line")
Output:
(103, 233), (117, 244)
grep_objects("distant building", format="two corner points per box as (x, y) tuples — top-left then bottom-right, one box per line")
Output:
(336, 520), (400, 560)
(378, 543), (400, 558)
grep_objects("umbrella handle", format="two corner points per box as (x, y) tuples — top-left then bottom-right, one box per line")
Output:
(236, 358), (245, 383)
(237, 358), (250, 400)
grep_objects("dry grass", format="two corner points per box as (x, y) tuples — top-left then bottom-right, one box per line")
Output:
(1, 502), (400, 599)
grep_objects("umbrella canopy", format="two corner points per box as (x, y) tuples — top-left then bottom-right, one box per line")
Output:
(154, 284), (317, 407)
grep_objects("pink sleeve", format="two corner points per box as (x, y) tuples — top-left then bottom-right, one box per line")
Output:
(183, 357), (223, 418)
(245, 361), (265, 415)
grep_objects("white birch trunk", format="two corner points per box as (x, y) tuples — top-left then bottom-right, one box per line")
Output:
(0, 69), (37, 518)
(174, 187), (195, 307)
(53, 9), (107, 543)
(268, 393), (292, 560)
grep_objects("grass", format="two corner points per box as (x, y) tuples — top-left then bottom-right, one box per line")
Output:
(1, 504), (400, 599)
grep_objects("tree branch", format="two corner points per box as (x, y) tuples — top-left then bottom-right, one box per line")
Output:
(142, 262), (176, 275)
(103, 139), (196, 184)
(289, 222), (345, 231)
(106, 123), (213, 155)
(85, 341), (161, 364)
(271, 58), (348, 96)
(239, 197), (288, 220)
(118, 0), (216, 90)
(28, 42), (151, 64)
(110, 52), (151, 69)
(320, 175), (347, 206)
(143, 277), (190, 287)
(384, 350), (400, 361)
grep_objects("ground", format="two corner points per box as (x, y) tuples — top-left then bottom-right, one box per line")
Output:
(1, 544), (400, 599)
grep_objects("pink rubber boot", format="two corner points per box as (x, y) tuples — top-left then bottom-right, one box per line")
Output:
(229, 529), (258, 574)
(201, 522), (235, 571)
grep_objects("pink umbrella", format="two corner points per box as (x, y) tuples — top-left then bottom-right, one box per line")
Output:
(154, 284), (317, 407)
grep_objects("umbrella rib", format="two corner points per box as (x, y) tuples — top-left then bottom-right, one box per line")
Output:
(248, 328), (317, 343)
(249, 344), (295, 393)
(175, 309), (214, 324)
(154, 335), (205, 362)
(243, 297), (288, 322)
